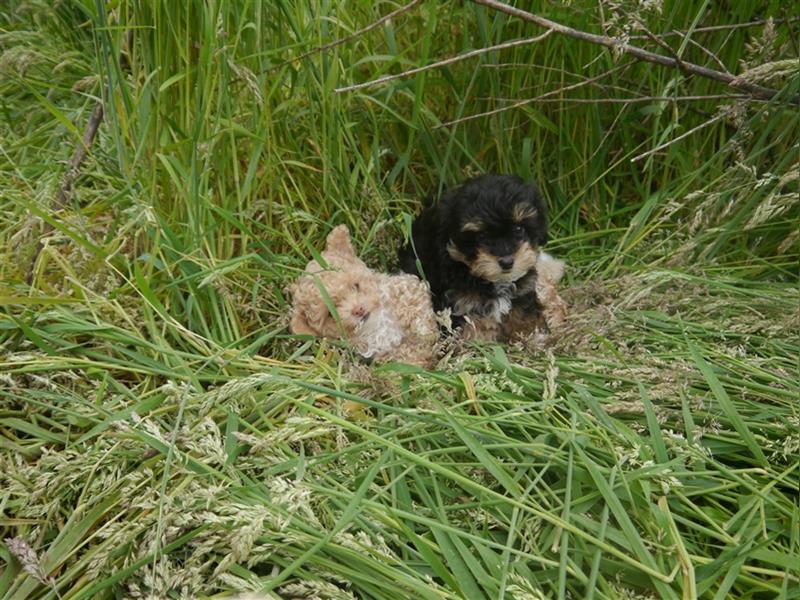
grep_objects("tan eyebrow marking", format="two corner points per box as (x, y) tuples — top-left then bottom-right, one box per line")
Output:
(512, 203), (538, 222)
(460, 220), (484, 233)
(446, 241), (469, 263)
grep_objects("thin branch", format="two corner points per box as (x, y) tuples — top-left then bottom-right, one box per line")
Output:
(476, 94), (759, 104)
(268, 0), (420, 73)
(53, 103), (104, 208)
(629, 16), (800, 39)
(630, 17), (689, 73)
(26, 99), (104, 285)
(436, 61), (631, 128)
(334, 30), (553, 93)
(25, 30), (134, 284)
(630, 112), (726, 162)
(472, 0), (798, 104)
(673, 31), (731, 74)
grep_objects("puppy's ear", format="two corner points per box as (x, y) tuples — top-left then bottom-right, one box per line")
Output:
(534, 220), (548, 246)
(526, 184), (549, 246)
(325, 225), (355, 257)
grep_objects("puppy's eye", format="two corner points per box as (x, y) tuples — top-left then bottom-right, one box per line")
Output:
(352, 282), (360, 291)
(513, 225), (525, 237)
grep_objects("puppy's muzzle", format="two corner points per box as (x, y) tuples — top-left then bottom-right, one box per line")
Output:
(351, 305), (370, 321)
(498, 256), (515, 271)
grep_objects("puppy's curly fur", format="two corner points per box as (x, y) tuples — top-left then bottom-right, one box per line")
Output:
(399, 174), (565, 341)
(290, 225), (438, 367)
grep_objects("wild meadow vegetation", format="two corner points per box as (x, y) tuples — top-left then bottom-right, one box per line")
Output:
(1, 0), (798, 598)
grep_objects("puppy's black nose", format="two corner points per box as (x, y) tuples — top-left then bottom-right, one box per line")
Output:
(498, 256), (515, 270)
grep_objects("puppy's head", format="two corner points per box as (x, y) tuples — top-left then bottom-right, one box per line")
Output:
(290, 269), (381, 339)
(440, 174), (548, 284)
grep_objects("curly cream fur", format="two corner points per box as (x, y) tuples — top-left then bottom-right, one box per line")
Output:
(534, 252), (567, 330)
(290, 225), (438, 367)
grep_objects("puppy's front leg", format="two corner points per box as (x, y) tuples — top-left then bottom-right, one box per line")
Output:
(501, 294), (545, 341)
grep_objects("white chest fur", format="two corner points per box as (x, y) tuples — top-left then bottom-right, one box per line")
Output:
(353, 299), (404, 358)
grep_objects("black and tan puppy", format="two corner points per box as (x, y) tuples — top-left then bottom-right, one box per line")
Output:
(399, 174), (552, 340)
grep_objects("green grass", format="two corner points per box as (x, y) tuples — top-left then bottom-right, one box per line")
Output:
(1, 0), (798, 598)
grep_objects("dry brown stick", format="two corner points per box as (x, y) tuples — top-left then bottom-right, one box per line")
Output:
(26, 100), (105, 284)
(25, 26), (134, 285)
(472, 0), (797, 104)
(54, 103), (104, 208)
(268, 0), (421, 73)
